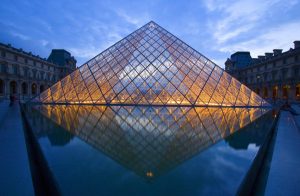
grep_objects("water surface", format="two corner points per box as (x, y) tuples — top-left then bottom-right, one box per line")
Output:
(25, 105), (274, 195)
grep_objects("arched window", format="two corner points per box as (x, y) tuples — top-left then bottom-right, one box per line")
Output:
(282, 85), (290, 99)
(0, 63), (7, 73)
(32, 83), (37, 95)
(22, 82), (28, 95)
(0, 79), (4, 94)
(272, 86), (278, 99)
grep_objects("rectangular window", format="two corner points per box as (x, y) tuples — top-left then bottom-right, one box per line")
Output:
(13, 65), (18, 75)
(14, 55), (18, 61)
(24, 68), (28, 77)
(25, 58), (28, 64)
(0, 64), (6, 73)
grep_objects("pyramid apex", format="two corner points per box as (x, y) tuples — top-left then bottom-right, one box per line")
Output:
(146, 21), (158, 29)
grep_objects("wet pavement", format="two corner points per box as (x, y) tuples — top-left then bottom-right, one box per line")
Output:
(264, 109), (300, 196)
(0, 101), (34, 195)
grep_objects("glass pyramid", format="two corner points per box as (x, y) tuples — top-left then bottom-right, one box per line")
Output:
(32, 21), (269, 107)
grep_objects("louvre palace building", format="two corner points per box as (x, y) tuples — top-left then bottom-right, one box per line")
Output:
(225, 41), (300, 102)
(0, 42), (76, 100)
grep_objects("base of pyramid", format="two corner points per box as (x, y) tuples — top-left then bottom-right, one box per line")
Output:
(27, 102), (272, 108)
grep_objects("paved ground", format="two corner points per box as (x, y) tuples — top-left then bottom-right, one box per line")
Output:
(264, 110), (300, 196)
(0, 100), (34, 195)
(291, 104), (300, 129)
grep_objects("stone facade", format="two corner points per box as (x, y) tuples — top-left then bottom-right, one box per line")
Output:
(0, 43), (76, 100)
(225, 41), (300, 102)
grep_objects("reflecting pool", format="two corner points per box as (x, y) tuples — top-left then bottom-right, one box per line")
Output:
(24, 105), (275, 195)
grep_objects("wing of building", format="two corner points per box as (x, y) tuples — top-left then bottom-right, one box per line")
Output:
(225, 41), (300, 102)
(0, 43), (76, 100)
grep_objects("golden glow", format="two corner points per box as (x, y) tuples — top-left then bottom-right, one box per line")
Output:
(34, 22), (269, 107)
(146, 171), (154, 178)
(28, 104), (270, 178)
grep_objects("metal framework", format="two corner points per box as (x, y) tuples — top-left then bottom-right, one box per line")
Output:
(32, 21), (269, 107)
(28, 104), (270, 178)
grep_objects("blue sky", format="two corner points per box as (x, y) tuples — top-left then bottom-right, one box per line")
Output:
(1, 0), (300, 67)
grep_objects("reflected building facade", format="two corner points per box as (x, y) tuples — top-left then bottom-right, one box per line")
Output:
(26, 104), (271, 179)
(0, 43), (76, 100)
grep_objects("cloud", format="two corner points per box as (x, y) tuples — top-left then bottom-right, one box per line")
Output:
(69, 46), (100, 59)
(10, 31), (30, 40)
(116, 10), (140, 26)
(201, 0), (300, 67)
(115, 9), (150, 27)
(63, 8), (152, 65)
(214, 24), (254, 44)
(204, 0), (282, 44)
(202, 0), (228, 12)
(219, 22), (300, 57)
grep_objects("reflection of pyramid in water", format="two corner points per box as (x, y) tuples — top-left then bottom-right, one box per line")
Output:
(28, 105), (270, 179)
(33, 21), (269, 107)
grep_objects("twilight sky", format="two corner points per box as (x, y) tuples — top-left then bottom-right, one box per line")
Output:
(1, 0), (300, 67)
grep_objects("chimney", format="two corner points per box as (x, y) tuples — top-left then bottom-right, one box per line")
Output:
(265, 52), (273, 59)
(273, 49), (283, 56)
(258, 55), (265, 61)
(294, 41), (300, 49)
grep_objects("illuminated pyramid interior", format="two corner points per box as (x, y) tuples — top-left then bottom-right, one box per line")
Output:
(33, 21), (269, 107)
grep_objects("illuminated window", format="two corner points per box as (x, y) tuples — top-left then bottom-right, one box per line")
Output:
(32, 83), (37, 95)
(272, 86), (278, 98)
(282, 85), (290, 99)
(296, 84), (300, 98)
